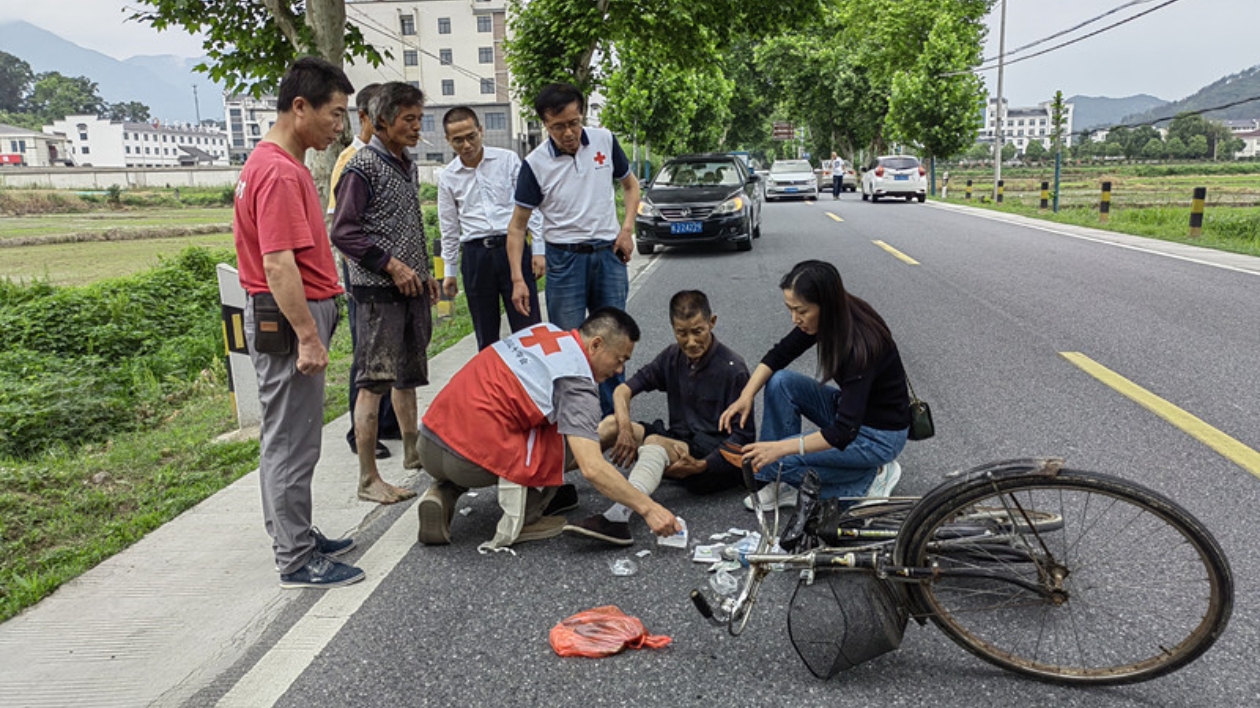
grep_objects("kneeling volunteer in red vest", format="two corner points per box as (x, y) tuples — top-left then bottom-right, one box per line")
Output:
(415, 307), (682, 550)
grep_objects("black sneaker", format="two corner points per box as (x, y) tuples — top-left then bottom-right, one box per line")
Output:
(311, 527), (355, 557)
(564, 514), (633, 546)
(543, 483), (579, 515)
(279, 552), (365, 589)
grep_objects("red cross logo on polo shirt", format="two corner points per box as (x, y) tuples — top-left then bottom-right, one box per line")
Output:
(594, 151), (607, 166)
(519, 326), (570, 355)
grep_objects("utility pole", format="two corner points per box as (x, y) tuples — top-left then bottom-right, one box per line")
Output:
(192, 85), (201, 125)
(993, 0), (1007, 200)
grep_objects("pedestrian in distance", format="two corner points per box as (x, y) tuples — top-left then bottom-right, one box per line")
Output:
(327, 82), (400, 459)
(437, 105), (545, 350)
(506, 82), (641, 415)
(233, 56), (362, 589)
(565, 290), (756, 546)
(829, 151), (846, 200)
(719, 260), (910, 512)
(414, 308), (682, 550)
(330, 81), (440, 505)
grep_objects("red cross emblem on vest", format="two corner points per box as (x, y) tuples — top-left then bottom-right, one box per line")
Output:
(519, 326), (570, 355)
(594, 151), (607, 166)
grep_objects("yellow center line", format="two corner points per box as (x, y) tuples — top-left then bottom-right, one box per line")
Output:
(1061, 352), (1260, 479)
(825, 212), (843, 223)
(872, 240), (919, 265)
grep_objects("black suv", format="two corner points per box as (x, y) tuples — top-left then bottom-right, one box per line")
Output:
(635, 153), (762, 255)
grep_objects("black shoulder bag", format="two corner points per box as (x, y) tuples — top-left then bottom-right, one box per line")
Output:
(905, 375), (935, 441)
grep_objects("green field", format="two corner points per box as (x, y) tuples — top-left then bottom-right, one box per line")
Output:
(0, 207), (233, 241)
(0, 232), (236, 286)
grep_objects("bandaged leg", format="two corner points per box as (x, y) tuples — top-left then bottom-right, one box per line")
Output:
(480, 478), (528, 552)
(603, 445), (668, 523)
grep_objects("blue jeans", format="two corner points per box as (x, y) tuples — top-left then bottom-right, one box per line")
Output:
(757, 370), (908, 500)
(545, 244), (629, 413)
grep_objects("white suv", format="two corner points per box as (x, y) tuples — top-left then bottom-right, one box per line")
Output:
(861, 155), (927, 203)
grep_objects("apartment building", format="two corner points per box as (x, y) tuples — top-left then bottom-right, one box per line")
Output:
(0, 123), (70, 167)
(980, 97), (1075, 153)
(222, 94), (280, 164)
(44, 115), (230, 168)
(343, 0), (532, 162)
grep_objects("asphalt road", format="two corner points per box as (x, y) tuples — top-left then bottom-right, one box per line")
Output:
(197, 196), (1259, 707)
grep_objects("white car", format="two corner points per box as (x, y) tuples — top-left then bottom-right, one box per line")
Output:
(861, 155), (927, 203)
(764, 159), (819, 201)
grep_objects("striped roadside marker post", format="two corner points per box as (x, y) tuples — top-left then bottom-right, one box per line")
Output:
(1040, 181), (1050, 210)
(996, 179), (1005, 203)
(215, 263), (261, 428)
(965, 179), (973, 200)
(1100, 181), (1112, 223)
(431, 236), (454, 319)
(1189, 187), (1207, 238)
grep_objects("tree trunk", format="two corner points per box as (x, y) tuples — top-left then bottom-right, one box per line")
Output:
(304, 0), (350, 210)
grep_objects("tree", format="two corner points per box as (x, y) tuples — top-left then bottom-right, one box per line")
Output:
(132, 0), (387, 202)
(1023, 139), (1046, 162)
(1141, 137), (1165, 160)
(25, 72), (105, 123)
(964, 143), (991, 162)
(1125, 125), (1160, 159)
(1001, 142), (1017, 161)
(104, 101), (152, 123)
(503, 0), (819, 111)
(0, 51), (34, 113)
(883, 0), (991, 160)
(1216, 135), (1244, 160)
(1049, 90), (1068, 156)
(1186, 134), (1209, 160)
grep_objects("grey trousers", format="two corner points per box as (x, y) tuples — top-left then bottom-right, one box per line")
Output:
(417, 432), (557, 526)
(245, 297), (339, 574)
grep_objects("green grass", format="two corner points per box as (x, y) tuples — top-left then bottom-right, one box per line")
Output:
(0, 207), (233, 241)
(0, 266), (481, 623)
(0, 232), (236, 287)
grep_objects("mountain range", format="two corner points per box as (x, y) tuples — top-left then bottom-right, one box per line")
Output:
(1119, 64), (1260, 126)
(0, 20), (224, 123)
(1066, 94), (1169, 132)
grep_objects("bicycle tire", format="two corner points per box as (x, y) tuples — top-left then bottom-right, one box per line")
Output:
(896, 468), (1233, 685)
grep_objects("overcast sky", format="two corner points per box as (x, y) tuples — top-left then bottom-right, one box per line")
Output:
(1, 0), (1256, 107)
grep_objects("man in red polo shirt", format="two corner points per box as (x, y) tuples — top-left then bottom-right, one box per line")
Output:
(234, 57), (362, 589)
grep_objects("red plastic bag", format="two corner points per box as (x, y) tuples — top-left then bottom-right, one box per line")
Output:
(549, 605), (672, 658)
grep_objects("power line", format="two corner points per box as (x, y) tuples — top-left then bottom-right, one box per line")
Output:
(978, 0), (1157, 63)
(1080, 93), (1260, 137)
(942, 0), (1185, 77)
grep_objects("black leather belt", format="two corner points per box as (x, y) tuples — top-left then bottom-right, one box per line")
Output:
(465, 235), (507, 248)
(549, 241), (613, 254)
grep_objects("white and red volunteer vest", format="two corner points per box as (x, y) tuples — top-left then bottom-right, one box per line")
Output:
(423, 324), (593, 487)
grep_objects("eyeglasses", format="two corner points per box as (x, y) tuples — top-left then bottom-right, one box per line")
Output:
(545, 117), (584, 136)
(448, 131), (481, 147)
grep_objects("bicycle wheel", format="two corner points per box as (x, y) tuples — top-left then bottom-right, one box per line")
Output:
(897, 468), (1233, 685)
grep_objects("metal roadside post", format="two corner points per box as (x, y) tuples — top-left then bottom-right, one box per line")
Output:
(997, 179), (1005, 203)
(1040, 181), (1050, 210)
(432, 236), (454, 319)
(215, 263), (260, 429)
(966, 179), (973, 200)
(1100, 181), (1112, 223)
(1189, 187), (1207, 238)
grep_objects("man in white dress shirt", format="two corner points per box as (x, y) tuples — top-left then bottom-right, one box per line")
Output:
(437, 106), (544, 349)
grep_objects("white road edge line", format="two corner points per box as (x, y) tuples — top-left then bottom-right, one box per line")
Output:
(216, 506), (419, 708)
(217, 249), (663, 707)
(925, 201), (1260, 278)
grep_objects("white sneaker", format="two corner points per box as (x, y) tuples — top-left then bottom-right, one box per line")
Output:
(743, 483), (799, 512)
(866, 460), (902, 498)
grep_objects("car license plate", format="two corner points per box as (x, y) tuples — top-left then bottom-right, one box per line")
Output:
(894, 174), (909, 181)
(785, 187), (799, 192)
(670, 221), (703, 234)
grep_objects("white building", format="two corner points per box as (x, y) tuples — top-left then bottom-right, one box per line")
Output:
(1234, 129), (1260, 159)
(980, 98), (1075, 152)
(0, 123), (70, 167)
(343, 0), (533, 162)
(223, 94), (279, 163)
(43, 115), (230, 168)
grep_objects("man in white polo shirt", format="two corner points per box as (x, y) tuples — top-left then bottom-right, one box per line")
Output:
(437, 105), (544, 350)
(506, 82), (640, 414)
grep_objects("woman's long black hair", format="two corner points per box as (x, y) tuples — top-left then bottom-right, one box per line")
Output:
(779, 260), (893, 381)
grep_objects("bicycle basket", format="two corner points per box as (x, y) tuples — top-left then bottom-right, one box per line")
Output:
(787, 570), (908, 679)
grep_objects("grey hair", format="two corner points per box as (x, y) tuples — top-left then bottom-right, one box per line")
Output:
(369, 82), (425, 130)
